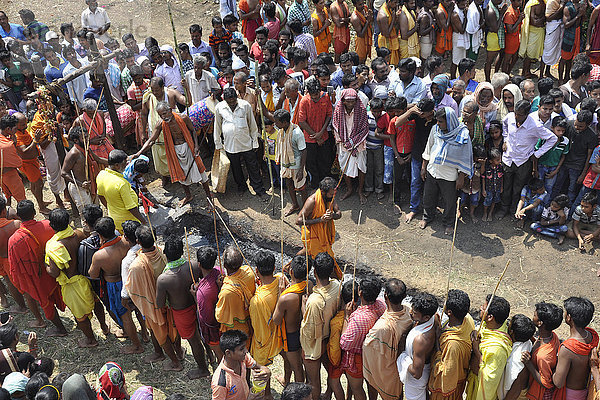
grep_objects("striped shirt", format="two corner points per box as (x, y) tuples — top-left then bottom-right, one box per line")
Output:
(367, 111), (384, 149)
(209, 29), (233, 49)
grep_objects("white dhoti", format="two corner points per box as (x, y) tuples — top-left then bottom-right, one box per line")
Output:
(40, 142), (66, 194)
(542, 20), (563, 65)
(174, 143), (208, 186)
(67, 182), (94, 214)
(281, 167), (307, 190)
(396, 315), (435, 400)
(337, 144), (367, 178)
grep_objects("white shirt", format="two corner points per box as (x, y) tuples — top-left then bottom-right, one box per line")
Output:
(502, 113), (558, 167)
(466, 2), (483, 51)
(185, 69), (220, 103)
(63, 59), (91, 108)
(422, 130), (461, 181)
(121, 244), (141, 298)
(81, 7), (111, 43)
(214, 99), (259, 154)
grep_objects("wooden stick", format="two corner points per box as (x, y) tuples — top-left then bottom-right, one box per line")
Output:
(255, 60), (275, 209)
(444, 198), (462, 306)
(302, 214), (309, 284)
(85, 86), (104, 180)
(477, 260), (511, 335)
(352, 210), (363, 304)
(167, 0), (190, 111)
(1, 148), (4, 193)
(213, 209), (223, 274)
(145, 208), (157, 244)
(72, 101), (90, 181)
(329, 154), (352, 211)
(184, 227), (195, 283)
(280, 171), (285, 273)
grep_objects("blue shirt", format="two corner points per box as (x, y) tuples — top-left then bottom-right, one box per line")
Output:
(450, 78), (479, 93)
(26, 21), (49, 41)
(123, 154), (149, 192)
(521, 186), (549, 207)
(44, 59), (68, 83)
(0, 23), (26, 40)
(331, 66), (357, 88)
(395, 75), (427, 104)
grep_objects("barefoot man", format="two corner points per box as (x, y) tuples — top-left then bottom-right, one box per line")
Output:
(45, 208), (98, 348)
(134, 102), (213, 208)
(157, 235), (210, 379)
(8, 200), (68, 336)
(125, 225), (183, 372)
(297, 177), (342, 278)
(88, 217), (144, 354)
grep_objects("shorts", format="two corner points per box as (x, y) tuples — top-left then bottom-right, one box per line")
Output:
(19, 158), (41, 182)
(487, 32), (500, 52)
(483, 189), (501, 207)
(460, 191), (480, 207)
(286, 330), (301, 352)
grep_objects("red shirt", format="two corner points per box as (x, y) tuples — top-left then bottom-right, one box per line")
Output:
(377, 113), (391, 147)
(297, 92), (333, 143)
(387, 117), (416, 154)
(250, 42), (264, 63)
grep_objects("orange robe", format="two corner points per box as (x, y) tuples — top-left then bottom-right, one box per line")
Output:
(435, 3), (453, 54)
(14, 129), (41, 183)
(312, 8), (332, 55)
(331, 0), (350, 53)
(354, 7), (373, 61)
(82, 112), (115, 159)
(553, 328), (599, 400)
(277, 281), (307, 352)
(215, 265), (256, 334)
(161, 113), (206, 183)
(0, 135), (25, 202)
(526, 333), (559, 400)
(249, 274), (284, 365)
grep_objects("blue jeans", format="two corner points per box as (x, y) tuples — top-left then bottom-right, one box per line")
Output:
(530, 222), (569, 238)
(523, 203), (544, 221)
(460, 191), (480, 206)
(552, 167), (583, 204)
(373, 7), (380, 48)
(483, 189), (502, 207)
(383, 146), (394, 185)
(410, 157), (424, 213)
(537, 165), (558, 205)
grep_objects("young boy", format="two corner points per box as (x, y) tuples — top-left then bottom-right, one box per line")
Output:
(365, 98), (385, 200)
(515, 178), (548, 227)
(378, 97), (401, 199)
(211, 330), (272, 400)
(498, 314), (536, 400)
(530, 194), (570, 244)
(550, 297), (599, 400)
(523, 302), (563, 400)
(208, 17), (233, 58)
(566, 191), (600, 251)
(388, 96), (415, 211)
(460, 145), (486, 223)
(534, 116), (569, 204)
(223, 14), (243, 41)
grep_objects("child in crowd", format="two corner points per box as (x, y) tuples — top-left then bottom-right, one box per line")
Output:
(515, 178), (548, 227)
(482, 148), (503, 221)
(388, 96), (414, 210)
(484, 120), (504, 155)
(263, 118), (280, 188)
(459, 145), (486, 223)
(208, 17), (233, 57)
(378, 97), (401, 192)
(497, 314), (536, 400)
(566, 191), (600, 252)
(263, 3), (281, 39)
(365, 98), (385, 199)
(522, 301), (563, 400)
(530, 194), (570, 244)
(223, 14), (243, 41)
(549, 88), (574, 118)
(534, 116), (569, 204)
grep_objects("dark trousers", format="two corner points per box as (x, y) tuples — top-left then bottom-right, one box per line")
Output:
(306, 138), (333, 188)
(393, 154), (411, 205)
(365, 147), (384, 193)
(423, 172), (458, 227)
(501, 160), (532, 212)
(226, 150), (266, 195)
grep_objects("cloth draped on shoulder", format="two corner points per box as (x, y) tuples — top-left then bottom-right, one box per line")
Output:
(278, 281), (306, 352)
(526, 333), (559, 400)
(378, 3), (399, 51)
(497, 84), (523, 121)
(489, 1), (505, 48)
(332, 88), (369, 156)
(429, 314), (476, 400)
(82, 112), (115, 159)
(327, 310), (345, 366)
(519, 0), (544, 58)
(474, 82), (497, 126)
(162, 113), (206, 183)
(215, 265), (256, 333)
(355, 7), (373, 47)
(553, 328), (599, 400)
(239, 0), (263, 37)
(277, 123), (297, 173)
(435, 3), (453, 53)
(249, 274), (284, 365)
(312, 8), (332, 54)
(399, 5), (420, 58)
(301, 189), (341, 278)
(430, 106), (474, 177)
(0, 135), (22, 169)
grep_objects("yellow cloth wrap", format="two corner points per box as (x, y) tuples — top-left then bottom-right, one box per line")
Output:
(249, 274), (284, 365)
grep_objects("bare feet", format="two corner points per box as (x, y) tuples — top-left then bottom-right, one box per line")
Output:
(419, 220), (428, 229)
(187, 368), (210, 379)
(364, 191), (372, 198)
(46, 326), (68, 337)
(405, 211), (417, 223)
(341, 189), (353, 200)
(471, 214), (478, 223)
(113, 328), (127, 338)
(140, 330), (150, 343)
(144, 352), (166, 363)
(28, 319), (47, 329)
(123, 344), (145, 354)
(9, 305), (27, 314)
(163, 360), (184, 372)
(179, 196), (194, 207)
(393, 204), (402, 215)
(558, 235), (565, 245)
(444, 226), (454, 235)
(284, 206), (300, 217)
(177, 347), (187, 361)
(78, 337), (99, 348)
(359, 192), (367, 205)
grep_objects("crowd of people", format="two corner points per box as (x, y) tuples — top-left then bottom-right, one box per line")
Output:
(0, 0), (599, 398)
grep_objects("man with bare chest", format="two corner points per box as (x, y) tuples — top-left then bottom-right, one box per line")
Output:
(330, 0), (350, 62)
(0, 197), (27, 316)
(61, 126), (107, 214)
(156, 235), (210, 379)
(89, 217), (144, 354)
(134, 102), (213, 208)
(45, 208), (97, 348)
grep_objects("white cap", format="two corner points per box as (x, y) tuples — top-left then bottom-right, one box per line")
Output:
(159, 44), (174, 55)
(409, 56), (422, 69)
(45, 31), (59, 41)
(232, 55), (246, 71)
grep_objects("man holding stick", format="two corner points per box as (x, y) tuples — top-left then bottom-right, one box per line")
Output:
(133, 102), (213, 208)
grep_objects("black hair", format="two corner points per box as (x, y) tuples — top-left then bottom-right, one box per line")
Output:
(511, 75), (525, 86)
(356, 64), (369, 75)
(510, 314), (536, 342)
(272, 66), (287, 82)
(473, 144), (486, 159)
(264, 2), (276, 17)
(316, 65), (330, 78)
(306, 79), (322, 94)
(211, 16), (223, 26)
(341, 280), (359, 304)
(288, 19), (303, 34)
(398, 57), (417, 74)
(48, 208), (70, 232)
(82, 204), (102, 228)
(108, 149), (128, 165)
(263, 39), (279, 56)
(314, 252), (334, 280)
(0, 115), (17, 130)
(223, 87), (237, 99)
(50, 373), (68, 394)
(281, 382), (313, 400)
(255, 250), (275, 276)
(583, 191), (598, 205)
(571, 62), (592, 80)
(341, 73), (356, 88)
(360, 277), (382, 303)
(457, 58), (476, 76)
(514, 99), (532, 114)
(412, 292), (438, 317)
(552, 194), (569, 209)
(319, 176), (337, 194)
(219, 329), (248, 352)
(539, 94), (555, 106)
(60, 22), (74, 36)
(279, 29), (291, 38)
(580, 97), (597, 113)
(33, 386), (59, 400)
(177, 42), (189, 53)
(416, 97), (435, 113)
(122, 32), (135, 42)
(535, 301), (563, 331)
(133, 158), (149, 173)
(135, 225), (155, 249)
(28, 357), (54, 377)
(384, 278), (406, 305)
(587, 80), (600, 93)
(577, 109), (593, 125)
(537, 77), (554, 96)
(223, 14), (238, 25)
(486, 294), (511, 325)
(370, 98), (384, 110)
(528, 177), (544, 192)
(164, 235), (184, 262)
(17, 353), (35, 375)
(376, 47), (391, 59)
(564, 297), (595, 328)
(0, 323), (17, 349)
(446, 289), (470, 320)
(26, 372), (49, 400)
(189, 24), (202, 34)
(292, 48), (308, 64)
(196, 246), (217, 270)
(370, 57), (386, 72)
(549, 88), (564, 100)
(223, 245), (242, 272)
(425, 54), (443, 74)
(255, 26), (269, 38)
(93, 217), (116, 240)
(290, 255), (309, 280)
(122, 220), (141, 243)
(273, 108), (291, 124)
(0, 196), (6, 215)
(317, 53), (335, 66)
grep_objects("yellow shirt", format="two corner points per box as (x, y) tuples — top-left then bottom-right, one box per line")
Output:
(96, 168), (140, 232)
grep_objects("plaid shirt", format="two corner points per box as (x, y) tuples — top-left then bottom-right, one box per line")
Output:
(27, 21), (49, 41)
(121, 67), (133, 92)
(288, 0), (312, 33)
(127, 80), (149, 114)
(340, 300), (386, 373)
(181, 59), (194, 75)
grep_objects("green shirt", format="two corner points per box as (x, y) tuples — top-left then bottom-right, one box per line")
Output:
(536, 136), (570, 167)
